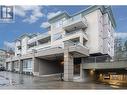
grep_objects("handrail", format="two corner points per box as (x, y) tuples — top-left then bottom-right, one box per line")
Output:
(83, 55), (127, 64)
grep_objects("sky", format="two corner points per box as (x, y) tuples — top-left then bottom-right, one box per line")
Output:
(0, 5), (127, 49)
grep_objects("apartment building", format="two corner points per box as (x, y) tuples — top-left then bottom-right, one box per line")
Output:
(5, 6), (116, 81)
(0, 49), (6, 67)
(0, 49), (14, 68)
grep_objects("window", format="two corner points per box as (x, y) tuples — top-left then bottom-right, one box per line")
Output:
(28, 42), (37, 48)
(14, 62), (19, 68)
(17, 54), (21, 56)
(17, 46), (21, 50)
(23, 59), (32, 69)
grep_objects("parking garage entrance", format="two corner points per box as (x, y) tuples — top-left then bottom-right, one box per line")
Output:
(33, 53), (83, 81)
(34, 54), (64, 79)
(96, 69), (127, 85)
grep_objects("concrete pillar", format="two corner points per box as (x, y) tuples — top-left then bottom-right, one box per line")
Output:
(5, 62), (8, 70)
(36, 41), (39, 46)
(19, 60), (23, 74)
(63, 41), (74, 81)
(64, 50), (74, 81)
(10, 61), (14, 72)
(80, 58), (85, 81)
(80, 35), (83, 45)
(32, 57), (39, 76)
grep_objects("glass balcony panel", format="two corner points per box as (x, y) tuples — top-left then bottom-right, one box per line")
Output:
(64, 29), (88, 39)
(63, 14), (87, 30)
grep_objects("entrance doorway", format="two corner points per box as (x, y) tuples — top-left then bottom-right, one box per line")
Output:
(73, 58), (81, 80)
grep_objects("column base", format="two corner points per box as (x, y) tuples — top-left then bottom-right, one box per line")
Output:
(33, 72), (39, 76)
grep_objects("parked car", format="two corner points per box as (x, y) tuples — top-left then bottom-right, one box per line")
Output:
(0, 66), (5, 71)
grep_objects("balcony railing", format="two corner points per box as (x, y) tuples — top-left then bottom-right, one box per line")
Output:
(63, 14), (87, 27)
(83, 55), (112, 64)
(75, 42), (88, 49)
(37, 32), (50, 40)
(65, 29), (88, 37)
(82, 55), (127, 64)
(6, 55), (19, 62)
(64, 40), (88, 49)
(28, 32), (51, 44)
(27, 42), (51, 50)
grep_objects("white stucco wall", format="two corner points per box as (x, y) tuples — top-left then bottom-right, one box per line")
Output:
(83, 9), (114, 57)
(84, 10), (100, 54)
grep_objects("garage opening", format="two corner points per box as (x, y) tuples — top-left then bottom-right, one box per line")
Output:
(38, 54), (64, 80)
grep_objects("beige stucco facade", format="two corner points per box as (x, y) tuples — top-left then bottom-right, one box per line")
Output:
(6, 6), (117, 82)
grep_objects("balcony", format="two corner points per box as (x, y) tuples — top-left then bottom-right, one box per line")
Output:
(27, 33), (51, 51)
(6, 56), (19, 62)
(28, 32), (51, 44)
(63, 30), (88, 41)
(63, 40), (89, 57)
(63, 14), (87, 31)
(35, 42), (51, 50)
(27, 42), (51, 53)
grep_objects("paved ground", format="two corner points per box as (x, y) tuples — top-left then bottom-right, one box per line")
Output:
(0, 71), (127, 89)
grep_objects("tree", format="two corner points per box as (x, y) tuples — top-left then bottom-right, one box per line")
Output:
(114, 37), (123, 60)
